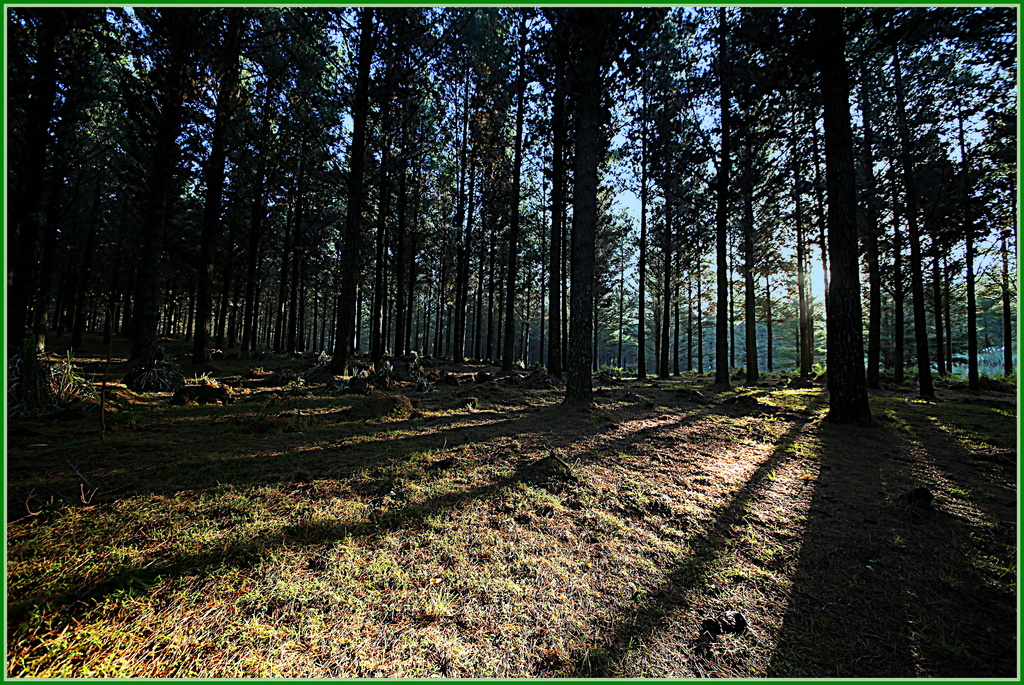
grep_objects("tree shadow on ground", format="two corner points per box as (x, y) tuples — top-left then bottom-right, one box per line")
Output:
(6, 401), (663, 631)
(767, 409), (1016, 677)
(563, 399), (824, 677)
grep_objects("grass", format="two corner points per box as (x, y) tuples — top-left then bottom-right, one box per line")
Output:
(5, 335), (1018, 677)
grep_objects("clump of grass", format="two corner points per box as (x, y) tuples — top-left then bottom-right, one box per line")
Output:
(7, 345), (98, 417)
(123, 360), (185, 393)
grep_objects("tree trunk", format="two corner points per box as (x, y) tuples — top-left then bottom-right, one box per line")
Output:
(792, 122), (813, 378)
(860, 69), (882, 389)
(931, 246), (946, 376)
(394, 148), (409, 357)
(503, 14), (527, 372)
(890, 164), (905, 384)
(714, 7), (731, 387)
(743, 148), (758, 385)
(192, 13), (241, 363)
(8, 11), (61, 355)
(330, 9), (374, 374)
(893, 46), (935, 399)
(129, 13), (195, 367)
(548, 60), (566, 377)
(637, 86), (648, 380)
(660, 206), (671, 379)
(1000, 221), (1014, 378)
(452, 68), (471, 362)
(563, 9), (607, 406)
(765, 274), (774, 372)
(673, 291), (680, 376)
(812, 7), (871, 424)
(273, 200), (292, 352)
(287, 167), (305, 355)
(370, 93), (392, 365)
(957, 104), (980, 389)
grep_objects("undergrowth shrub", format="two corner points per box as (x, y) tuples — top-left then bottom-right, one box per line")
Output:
(7, 345), (97, 417)
(123, 360), (185, 393)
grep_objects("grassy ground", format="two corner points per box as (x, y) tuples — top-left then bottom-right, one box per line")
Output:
(5, 335), (1018, 677)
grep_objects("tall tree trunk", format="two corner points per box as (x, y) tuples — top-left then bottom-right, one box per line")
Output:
(452, 68), (471, 362)
(33, 172), (65, 352)
(743, 147), (758, 385)
(636, 85), (649, 380)
(330, 9), (374, 375)
(931, 245), (946, 376)
(370, 97), (392, 365)
(957, 104), (980, 389)
(192, 13), (241, 363)
(812, 7), (871, 424)
(406, 161), (423, 355)
(686, 278), (693, 372)
(274, 200), (292, 352)
(890, 164), (905, 384)
(860, 68), (882, 389)
(241, 163), (266, 355)
(287, 167), (304, 355)
(1000, 218), (1014, 378)
(765, 275), (774, 372)
(548, 61), (566, 377)
(8, 11), (61, 355)
(792, 122), (813, 378)
(660, 205), (671, 379)
(129, 13), (195, 367)
(697, 265), (704, 373)
(714, 7), (731, 387)
(673, 290), (680, 376)
(810, 123), (830, 320)
(475, 222), (486, 361)
(563, 9), (606, 406)
(617, 255), (625, 370)
(893, 46), (935, 399)
(503, 14), (527, 372)
(394, 148), (409, 357)
(71, 199), (100, 349)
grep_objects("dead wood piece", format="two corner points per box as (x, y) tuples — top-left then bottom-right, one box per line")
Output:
(519, 453), (577, 484)
(170, 381), (234, 405)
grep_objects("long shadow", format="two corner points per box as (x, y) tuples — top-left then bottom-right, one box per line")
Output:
(764, 420), (918, 677)
(6, 421), (606, 636)
(7, 387), (822, 658)
(563, 397), (825, 677)
(6, 401), (667, 632)
(5, 402), (557, 519)
(767, 404), (1017, 677)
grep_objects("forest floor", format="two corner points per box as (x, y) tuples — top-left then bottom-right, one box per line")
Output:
(5, 336), (1018, 678)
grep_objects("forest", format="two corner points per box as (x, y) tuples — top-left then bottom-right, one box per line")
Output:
(5, 5), (1019, 679)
